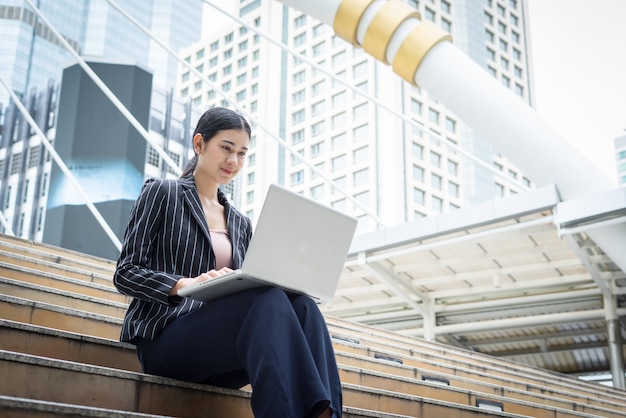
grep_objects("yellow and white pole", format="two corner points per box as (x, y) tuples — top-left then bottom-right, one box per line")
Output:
(277, 0), (626, 276)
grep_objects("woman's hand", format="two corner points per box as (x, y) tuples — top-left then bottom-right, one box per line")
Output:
(169, 267), (234, 296)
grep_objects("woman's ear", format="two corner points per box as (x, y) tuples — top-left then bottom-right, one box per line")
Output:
(193, 133), (204, 154)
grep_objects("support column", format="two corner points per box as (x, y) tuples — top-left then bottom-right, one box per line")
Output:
(605, 294), (625, 389)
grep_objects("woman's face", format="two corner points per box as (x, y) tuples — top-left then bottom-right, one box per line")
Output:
(193, 129), (250, 185)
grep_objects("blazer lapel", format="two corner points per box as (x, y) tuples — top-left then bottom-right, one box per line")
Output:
(180, 175), (212, 244)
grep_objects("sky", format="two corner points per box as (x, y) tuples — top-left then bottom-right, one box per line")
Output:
(526, 0), (626, 184)
(203, 0), (626, 184)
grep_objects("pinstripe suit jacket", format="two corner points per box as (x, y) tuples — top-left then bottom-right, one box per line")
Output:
(113, 174), (252, 343)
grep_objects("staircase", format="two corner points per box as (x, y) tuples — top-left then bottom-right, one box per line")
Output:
(1, 233), (625, 418)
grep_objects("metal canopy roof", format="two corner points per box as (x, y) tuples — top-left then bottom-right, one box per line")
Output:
(324, 185), (626, 378)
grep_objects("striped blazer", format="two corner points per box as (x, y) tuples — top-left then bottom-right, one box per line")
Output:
(113, 174), (252, 343)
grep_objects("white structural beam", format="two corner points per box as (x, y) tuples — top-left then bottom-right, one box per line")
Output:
(276, 0), (626, 275)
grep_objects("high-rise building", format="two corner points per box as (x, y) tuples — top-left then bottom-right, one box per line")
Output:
(0, 0), (202, 105)
(615, 133), (626, 185)
(0, 0), (203, 245)
(178, 0), (535, 232)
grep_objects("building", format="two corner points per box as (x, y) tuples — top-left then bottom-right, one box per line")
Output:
(179, 0), (535, 233)
(0, 0), (203, 247)
(615, 133), (626, 185)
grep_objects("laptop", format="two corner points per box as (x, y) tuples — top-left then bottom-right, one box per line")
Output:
(177, 183), (358, 303)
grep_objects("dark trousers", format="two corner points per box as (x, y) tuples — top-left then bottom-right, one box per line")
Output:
(136, 287), (342, 418)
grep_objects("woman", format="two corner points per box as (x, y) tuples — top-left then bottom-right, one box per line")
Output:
(114, 107), (342, 417)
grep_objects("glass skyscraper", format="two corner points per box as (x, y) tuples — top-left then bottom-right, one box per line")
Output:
(0, 0), (203, 243)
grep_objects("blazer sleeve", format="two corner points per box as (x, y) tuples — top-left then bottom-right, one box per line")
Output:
(113, 178), (181, 304)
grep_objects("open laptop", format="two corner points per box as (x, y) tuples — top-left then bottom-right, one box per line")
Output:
(177, 184), (358, 303)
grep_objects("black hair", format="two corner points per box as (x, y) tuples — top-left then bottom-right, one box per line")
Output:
(180, 107), (252, 178)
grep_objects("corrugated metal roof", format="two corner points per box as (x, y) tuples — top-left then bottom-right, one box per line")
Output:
(322, 185), (626, 380)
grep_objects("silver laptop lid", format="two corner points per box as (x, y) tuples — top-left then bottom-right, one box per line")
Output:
(241, 184), (357, 301)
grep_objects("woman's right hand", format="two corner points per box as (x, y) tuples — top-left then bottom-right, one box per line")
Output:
(169, 267), (234, 296)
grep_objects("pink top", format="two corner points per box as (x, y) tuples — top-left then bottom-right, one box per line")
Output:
(209, 229), (233, 270)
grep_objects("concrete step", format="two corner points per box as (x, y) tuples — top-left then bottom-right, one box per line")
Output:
(0, 234), (115, 275)
(326, 317), (626, 405)
(1, 350), (531, 418)
(4, 286), (626, 416)
(0, 294), (122, 340)
(0, 276), (127, 319)
(0, 395), (169, 417)
(0, 396), (418, 418)
(8, 252), (621, 409)
(0, 250), (115, 289)
(4, 318), (625, 418)
(0, 260), (126, 303)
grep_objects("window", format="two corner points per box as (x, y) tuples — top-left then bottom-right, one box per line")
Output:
(239, 40), (248, 51)
(239, 26), (248, 36)
(447, 160), (458, 175)
(353, 61), (367, 77)
(196, 48), (205, 59)
(414, 188), (425, 205)
(292, 129), (305, 144)
(411, 98), (422, 114)
(251, 84), (258, 95)
(514, 66), (522, 78)
(413, 142), (423, 159)
(28, 146), (40, 168)
(428, 108), (439, 124)
(247, 191), (254, 203)
(225, 32), (233, 43)
(311, 121), (325, 137)
(431, 174), (442, 190)
(210, 41), (219, 51)
(238, 57), (248, 68)
(332, 155), (346, 171)
(222, 81), (231, 91)
(312, 100), (325, 116)
(332, 92), (346, 107)
(332, 51), (346, 67)
(332, 133), (347, 149)
(425, 7), (435, 22)
(223, 64), (232, 75)
(252, 66), (259, 78)
(441, 18), (451, 32)
(353, 103), (368, 119)
(312, 42), (325, 57)
(353, 146), (368, 164)
(224, 48), (232, 59)
(236, 90), (246, 101)
(237, 73), (247, 85)
(293, 89), (305, 104)
(353, 168), (369, 186)
(313, 23), (326, 37)
(445, 117), (456, 133)
(432, 196), (443, 212)
(441, 0), (451, 13)
(312, 80), (325, 96)
(291, 170), (304, 185)
(293, 70), (306, 85)
(498, 21), (507, 34)
(486, 29), (494, 43)
(311, 184), (324, 199)
(292, 109), (305, 124)
(500, 56), (509, 69)
(247, 172), (255, 185)
(311, 142), (324, 158)
(332, 112), (346, 129)
(181, 72), (190, 82)
(413, 164), (424, 181)
(294, 32), (307, 47)
(449, 182), (460, 198)
(209, 57), (218, 67)
(430, 151), (441, 167)
(248, 154), (256, 167)
(294, 14), (306, 27)
(353, 124), (369, 141)
(515, 84), (524, 96)
(193, 80), (202, 91)
(499, 39), (508, 52)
